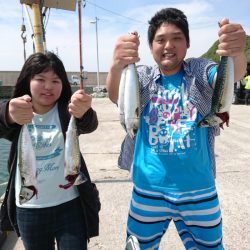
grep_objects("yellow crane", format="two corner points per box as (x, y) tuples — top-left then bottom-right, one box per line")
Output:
(20, 0), (84, 88)
(20, 0), (77, 53)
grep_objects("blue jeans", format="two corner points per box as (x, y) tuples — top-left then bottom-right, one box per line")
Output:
(16, 197), (87, 250)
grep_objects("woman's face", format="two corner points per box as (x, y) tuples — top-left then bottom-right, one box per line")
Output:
(30, 69), (63, 114)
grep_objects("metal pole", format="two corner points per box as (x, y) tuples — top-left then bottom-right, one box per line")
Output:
(95, 17), (100, 91)
(91, 17), (100, 91)
(78, 0), (84, 89)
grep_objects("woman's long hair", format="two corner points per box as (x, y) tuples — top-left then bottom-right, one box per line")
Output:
(12, 52), (72, 104)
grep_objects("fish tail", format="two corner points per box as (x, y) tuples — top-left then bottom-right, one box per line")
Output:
(59, 172), (87, 189)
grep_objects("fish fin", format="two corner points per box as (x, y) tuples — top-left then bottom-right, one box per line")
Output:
(65, 174), (77, 183)
(120, 114), (127, 131)
(198, 119), (209, 128)
(59, 182), (74, 189)
(59, 174), (77, 189)
(128, 128), (138, 140)
(135, 107), (140, 117)
(74, 172), (87, 185)
(217, 112), (230, 128)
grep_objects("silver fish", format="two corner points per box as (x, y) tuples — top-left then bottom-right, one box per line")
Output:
(199, 56), (234, 128)
(19, 124), (38, 204)
(118, 66), (127, 131)
(59, 116), (87, 189)
(118, 64), (140, 139)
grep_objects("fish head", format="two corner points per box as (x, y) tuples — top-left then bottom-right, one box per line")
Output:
(198, 115), (222, 128)
(19, 186), (37, 204)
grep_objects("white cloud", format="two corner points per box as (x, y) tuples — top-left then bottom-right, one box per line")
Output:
(0, 1), (249, 72)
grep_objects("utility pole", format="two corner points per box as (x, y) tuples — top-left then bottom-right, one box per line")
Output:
(90, 17), (100, 92)
(78, 0), (84, 89)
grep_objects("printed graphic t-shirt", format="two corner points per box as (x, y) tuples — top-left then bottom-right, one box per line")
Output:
(132, 69), (216, 192)
(15, 104), (79, 208)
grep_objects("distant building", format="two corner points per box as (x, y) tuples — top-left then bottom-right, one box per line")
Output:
(0, 71), (108, 88)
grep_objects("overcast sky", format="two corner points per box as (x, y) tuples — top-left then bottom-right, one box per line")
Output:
(0, 0), (249, 72)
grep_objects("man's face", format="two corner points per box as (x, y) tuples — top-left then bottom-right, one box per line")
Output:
(150, 22), (189, 75)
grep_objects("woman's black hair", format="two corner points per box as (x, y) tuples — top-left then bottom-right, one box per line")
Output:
(148, 8), (190, 47)
(12, 51), (72, 104)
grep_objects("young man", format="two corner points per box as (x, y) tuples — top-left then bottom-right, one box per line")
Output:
(107, 8), (246, 250)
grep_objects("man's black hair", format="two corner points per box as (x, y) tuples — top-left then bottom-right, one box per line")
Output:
(148, 8), (190, 47)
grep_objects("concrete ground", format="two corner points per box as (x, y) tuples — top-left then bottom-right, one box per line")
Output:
(1, 98), (250, 250)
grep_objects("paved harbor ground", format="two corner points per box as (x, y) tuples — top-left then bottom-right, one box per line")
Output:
(1, 98), (250, 249)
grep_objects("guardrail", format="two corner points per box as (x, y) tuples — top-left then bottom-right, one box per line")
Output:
(0, 86), (13, 98)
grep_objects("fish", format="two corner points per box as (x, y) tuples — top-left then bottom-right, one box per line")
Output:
(198, 56), (234, 128)
(118, 66), (127, 131)
(59, 116), (87, 189)
(18, 124), (38, 204)
(118, 63), (140, 139)
(124, 64), (140, 139)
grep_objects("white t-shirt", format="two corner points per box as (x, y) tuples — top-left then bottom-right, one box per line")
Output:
(15, 104), (79, 208)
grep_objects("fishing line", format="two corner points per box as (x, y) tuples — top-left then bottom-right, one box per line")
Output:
(85, 0), (146, 25)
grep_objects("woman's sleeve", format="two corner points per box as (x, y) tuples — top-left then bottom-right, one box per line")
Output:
(0, 100), (20, 140)
(76, 107), (98, 134)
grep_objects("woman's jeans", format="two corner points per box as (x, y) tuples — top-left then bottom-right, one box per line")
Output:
(16, 197), (87, 250)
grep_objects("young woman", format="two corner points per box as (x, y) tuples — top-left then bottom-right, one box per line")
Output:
(0, 52), (100, 250)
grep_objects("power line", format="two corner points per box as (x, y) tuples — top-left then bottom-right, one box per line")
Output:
(84, 0), (146, 25)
